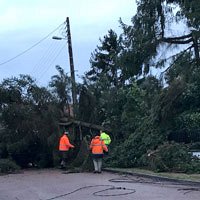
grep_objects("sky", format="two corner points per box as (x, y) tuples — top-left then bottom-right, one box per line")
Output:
(0, 0), (137, 86)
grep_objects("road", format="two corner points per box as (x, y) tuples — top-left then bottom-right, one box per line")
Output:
(0, 169), (199, 200)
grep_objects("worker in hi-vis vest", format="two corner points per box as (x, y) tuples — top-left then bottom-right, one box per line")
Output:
(100, 130), (111, 146)
(59, 131), (74, 169)
(90, 132), (108, 173)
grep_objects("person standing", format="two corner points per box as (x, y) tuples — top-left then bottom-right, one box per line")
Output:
(59, 131), (75, 169)
(100, 130), (111, 147)
(90, 132), (108, 173)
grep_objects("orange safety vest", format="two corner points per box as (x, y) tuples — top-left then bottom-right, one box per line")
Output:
(89, 136), (108, 154)
(59, 134), (74, 151)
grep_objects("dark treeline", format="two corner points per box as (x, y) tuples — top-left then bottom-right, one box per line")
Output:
(0, 0), (200, 173)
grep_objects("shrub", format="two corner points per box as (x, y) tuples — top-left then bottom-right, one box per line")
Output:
(106, 123), (164, 168)
(0, 159), (20, 174)
(0, 143), (8, 158)
(146, 142), (200, 172)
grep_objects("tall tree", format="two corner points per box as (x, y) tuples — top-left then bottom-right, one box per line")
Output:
(86, 29), (124, 87)
(120, 0), (200, 79)
(0, 75), (59, 167)
(49, 65), (72, 117)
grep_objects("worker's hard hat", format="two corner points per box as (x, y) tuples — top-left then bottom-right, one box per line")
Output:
(64, 131), (69, 135)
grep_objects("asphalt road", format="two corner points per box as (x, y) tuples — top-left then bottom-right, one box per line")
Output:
(0, 169), (199, 200)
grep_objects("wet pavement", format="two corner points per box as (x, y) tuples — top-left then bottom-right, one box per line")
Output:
(0, 169), (199, 200)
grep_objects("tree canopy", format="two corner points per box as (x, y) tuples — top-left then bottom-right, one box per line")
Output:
(0, 0), (200, 173)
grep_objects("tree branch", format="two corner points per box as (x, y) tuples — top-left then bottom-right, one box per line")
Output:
(160, 45), (193, 76)
(162, 37), (193, 44)
(160, 33), (193, 44)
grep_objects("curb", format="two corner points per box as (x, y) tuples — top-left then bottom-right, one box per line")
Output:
(103, 168), (200, 187)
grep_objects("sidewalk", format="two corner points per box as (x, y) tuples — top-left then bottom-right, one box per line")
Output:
(104, 167), (200, 186)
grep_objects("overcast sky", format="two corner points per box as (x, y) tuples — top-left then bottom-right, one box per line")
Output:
(0, 0), (137, 86)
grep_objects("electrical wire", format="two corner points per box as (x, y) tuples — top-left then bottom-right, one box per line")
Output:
(93, 186), (136, 197)
(45, 184), (136, 200)
(31, 42), (64, 79)
(109, 177), (160, 184)
(109, 175), (198, 186)
(0, 22), (65, 66)
(28, 23), (68, 85)
(177, 188), (200, 194)
(37, 44), (66, 83)
(30, 42), (61, 76)
(44, 174), (200, 200)
(108, 175), (200, 194)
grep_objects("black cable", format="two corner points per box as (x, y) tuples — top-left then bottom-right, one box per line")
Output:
(108, 176), (178, 189)
(37, 44), (66, 82)
(109, 177), (156, 184)
(178, 188), (200, 195)
(30, 41), (60, 75)
(30, 24), (67, 77)
(109, 176), (200, 192)
(42, 171), (200, 199)
(0, 22), (65, 66)
(45, 184), (136, 200)
(93, 186), (136, 197)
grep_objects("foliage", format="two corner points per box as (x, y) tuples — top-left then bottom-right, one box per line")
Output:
(81, 0), (200, 173)
(80, 30), (127, 128)
(49, 65), (72, 117)
(1, 1), (200, 174)
(107, 119), (164, 168)
(0, 143), (8, 158)
(0, 74), (60, 168)
(175, 112), (200, 131)
(174, 0), (200, 29)
(121, 83), (146, 136)
(87, 29), (124, 87)
(0, 159), (20, 174)
(145, 143), (200, 173)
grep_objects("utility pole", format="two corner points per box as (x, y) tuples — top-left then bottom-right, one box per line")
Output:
(66, 17), (77, 117)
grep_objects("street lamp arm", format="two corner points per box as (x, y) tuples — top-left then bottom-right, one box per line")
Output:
(52, 36), (63, 40)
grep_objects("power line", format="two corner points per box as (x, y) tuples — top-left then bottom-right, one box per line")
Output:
(30, 42), (62, 76)
(45, 184), (136, 200)
(29, 24), (67, 78)
(36, 44), (67, 83)
(0, 22), (65, 66)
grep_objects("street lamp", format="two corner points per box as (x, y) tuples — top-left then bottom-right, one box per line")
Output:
(52, 36), (64, 40)
(52, 17), (77, 118)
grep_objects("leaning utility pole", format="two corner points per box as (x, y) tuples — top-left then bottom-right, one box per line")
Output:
(66, 17), (77, 117)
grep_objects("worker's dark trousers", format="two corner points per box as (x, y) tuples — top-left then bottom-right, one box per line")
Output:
(60, 151), (68, 167)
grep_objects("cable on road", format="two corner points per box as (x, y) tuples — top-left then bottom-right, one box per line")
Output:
(43, 173), (200, 200)
(109, 176), (162, 184)
(45, 184), (136, 200)
(177, 188), (200, 194)
(93, 186), (136, 197)
(108, 175), (200, 195)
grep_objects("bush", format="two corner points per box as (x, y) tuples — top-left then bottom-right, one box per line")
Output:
(0, 159), (20, 174)
(0, 143), (8, 158)
(146, 142), (200, 173)
(106, 126), (164, 168)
